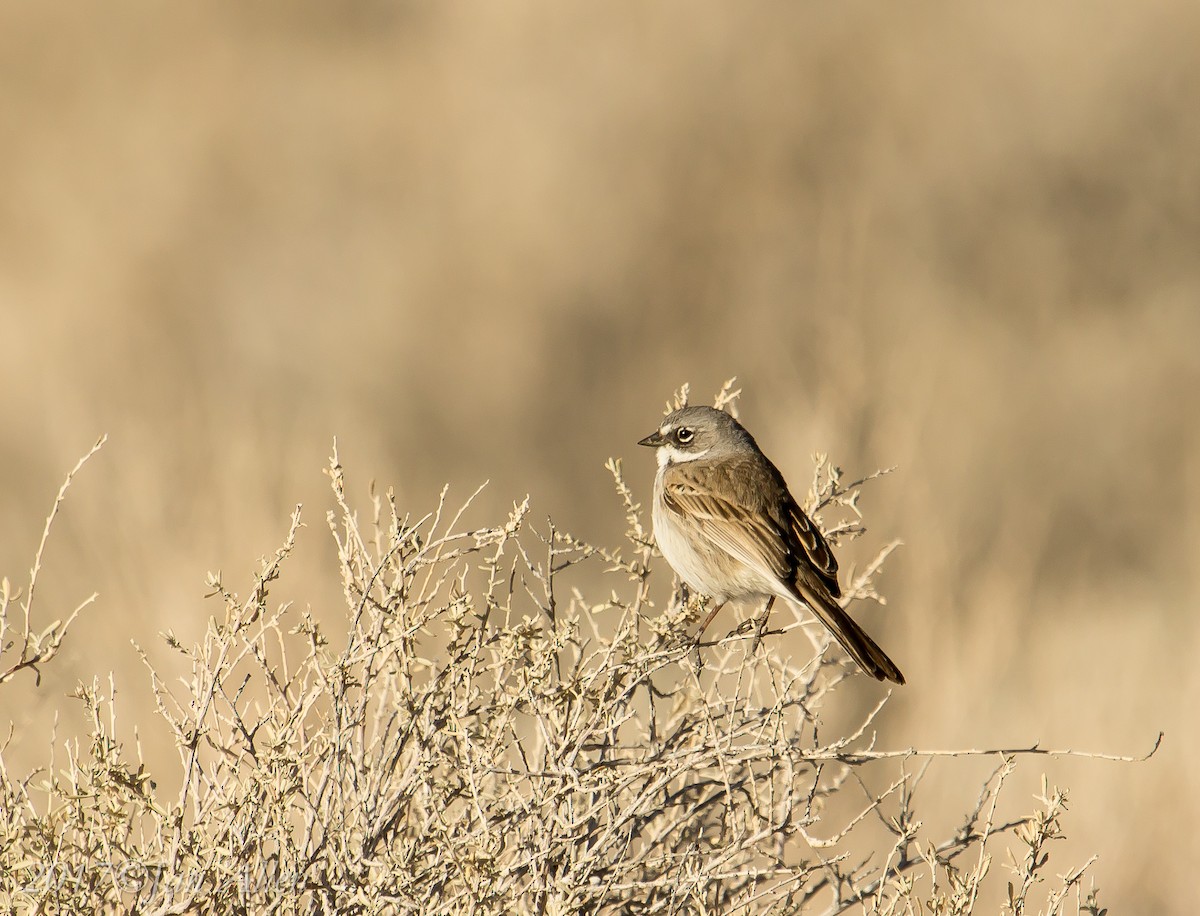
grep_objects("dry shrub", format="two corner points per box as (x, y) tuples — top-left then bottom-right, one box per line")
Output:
(1, 418), (1141, 915)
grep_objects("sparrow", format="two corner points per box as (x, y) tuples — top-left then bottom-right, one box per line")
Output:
(639, 405), (904, 683)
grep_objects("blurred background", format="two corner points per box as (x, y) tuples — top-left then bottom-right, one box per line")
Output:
(2, 1), (1197, 908)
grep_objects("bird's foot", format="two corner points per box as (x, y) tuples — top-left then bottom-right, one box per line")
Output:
(749, 596), (777, 653)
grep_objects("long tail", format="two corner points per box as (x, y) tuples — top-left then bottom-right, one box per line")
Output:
(791, 579), (905, 684)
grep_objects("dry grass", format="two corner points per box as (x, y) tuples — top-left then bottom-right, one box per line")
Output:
(0, 415), (1150, 913)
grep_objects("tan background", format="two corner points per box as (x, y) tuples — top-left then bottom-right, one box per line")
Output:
(2, 2), (1196, 909)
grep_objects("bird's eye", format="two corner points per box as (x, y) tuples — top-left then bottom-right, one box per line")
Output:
(675, 427), (694, 444)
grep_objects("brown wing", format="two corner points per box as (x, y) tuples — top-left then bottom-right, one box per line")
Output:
(661, 459), (793, 584)
(733, 448), (841, 598)
(784, 498), (840, 598)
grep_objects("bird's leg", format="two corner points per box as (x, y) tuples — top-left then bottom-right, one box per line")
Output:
(690, 598), (724, 669)
(750, 596), (777, 651)
(696, 600), (726, 640)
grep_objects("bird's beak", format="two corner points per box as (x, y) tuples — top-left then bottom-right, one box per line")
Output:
(638, 430), (666, 448)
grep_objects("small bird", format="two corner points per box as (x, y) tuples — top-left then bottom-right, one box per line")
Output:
(639, 405), (904, 684)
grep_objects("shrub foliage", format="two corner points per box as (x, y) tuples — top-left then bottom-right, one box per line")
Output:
(1, 417), (1120, 914)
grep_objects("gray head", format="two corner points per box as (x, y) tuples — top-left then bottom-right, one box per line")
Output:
(637, 406), (757, 466)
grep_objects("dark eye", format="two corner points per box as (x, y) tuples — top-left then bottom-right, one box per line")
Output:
(675, 427), (694, 445)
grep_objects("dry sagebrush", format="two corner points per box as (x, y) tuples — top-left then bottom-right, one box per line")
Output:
(0, 435), (1138, 915)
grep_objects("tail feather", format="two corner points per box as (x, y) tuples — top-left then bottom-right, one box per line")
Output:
(792, 581), (905, 685)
